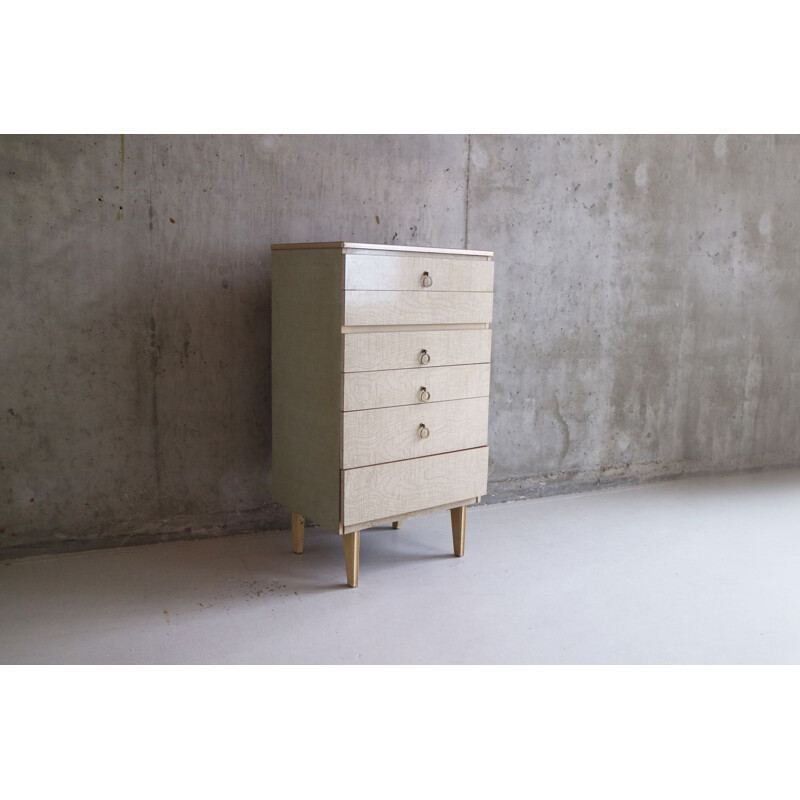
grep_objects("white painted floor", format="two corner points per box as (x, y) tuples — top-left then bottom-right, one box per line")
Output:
(2, 469), (800, 664)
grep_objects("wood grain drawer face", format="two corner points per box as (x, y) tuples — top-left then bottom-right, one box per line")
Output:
(344, 291), (493, 326)
(342, 363), (491, 411)
(343, 330), (492, 372)
(344, 254), (494, 292)
(342, 396), (489, 469)
(342, 447), (489, 527)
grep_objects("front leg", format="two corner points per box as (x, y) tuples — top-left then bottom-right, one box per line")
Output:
(343, 531), (360, 587)
(450, 506), (466, 557)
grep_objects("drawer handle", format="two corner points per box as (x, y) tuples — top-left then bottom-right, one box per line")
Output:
(420, 271), (433, 288)
(419, 349), (431, 365)
(418, 424), (430, 439)
(419, 387), (431, 403)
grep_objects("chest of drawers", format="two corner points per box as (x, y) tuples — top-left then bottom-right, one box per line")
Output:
(270, 242), (494, 587)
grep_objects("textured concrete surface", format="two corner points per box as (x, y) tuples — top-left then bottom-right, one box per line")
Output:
(2, 134), (800, 554)
(3, 469), (800, 664)
(476, 135), (800, 496)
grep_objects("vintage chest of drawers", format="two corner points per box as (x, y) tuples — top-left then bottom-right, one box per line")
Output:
(270, 242), (494, 586)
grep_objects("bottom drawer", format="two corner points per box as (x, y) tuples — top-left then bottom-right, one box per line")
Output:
(342, 447), (489, 528)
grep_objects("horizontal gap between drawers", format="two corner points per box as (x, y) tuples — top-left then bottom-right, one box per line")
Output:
(341, 393), (489, 414)
(342, 323), (490, 333)
(341, 445), (488, 473)
(342, 359), (490, 374)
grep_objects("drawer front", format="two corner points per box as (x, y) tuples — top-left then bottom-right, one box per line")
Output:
(344, 254), (494, 292)
(343, 329), (492, 372)
(343, 447), (489, 527)
(342, 363), (491, 411)
(342, 396), (489, 469)
(344, 291), (493, 326)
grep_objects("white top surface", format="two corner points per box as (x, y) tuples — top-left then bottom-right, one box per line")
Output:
(271, 241), (493, 256)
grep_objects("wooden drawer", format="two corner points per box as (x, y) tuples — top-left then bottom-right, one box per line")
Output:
(342, 447), (489, 528)
(343, 329), (492, 372)
(344, 291), (493, 326)
(342, 363), (491, 411)
(342, 396), (489, 469)
(344, 253), (494, 292)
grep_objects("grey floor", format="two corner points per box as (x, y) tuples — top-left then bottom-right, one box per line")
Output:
(2, 468), (800, 664)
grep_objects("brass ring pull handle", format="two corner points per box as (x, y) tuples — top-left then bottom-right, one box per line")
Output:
(421, 271), (433, 288)
(419, 349), (431, 365)
(419, 387), (431, 403)
(418, 424), (430, 439)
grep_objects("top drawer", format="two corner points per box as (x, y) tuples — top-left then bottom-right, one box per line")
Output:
(344, 254), (494, 292)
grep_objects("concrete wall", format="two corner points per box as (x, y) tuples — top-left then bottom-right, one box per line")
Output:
(2, 135), (799, 555)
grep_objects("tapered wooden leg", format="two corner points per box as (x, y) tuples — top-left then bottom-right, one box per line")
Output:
(392, 520), (402, 529)
(450, 506), (466, 557)
(292, 512), (305, 554)
(343, 531), (360, 587)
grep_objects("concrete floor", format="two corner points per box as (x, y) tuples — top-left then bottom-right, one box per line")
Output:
(2, 468), (800, 664)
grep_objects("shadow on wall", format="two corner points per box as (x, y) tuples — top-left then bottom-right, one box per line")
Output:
(1, 255), (282, 555)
